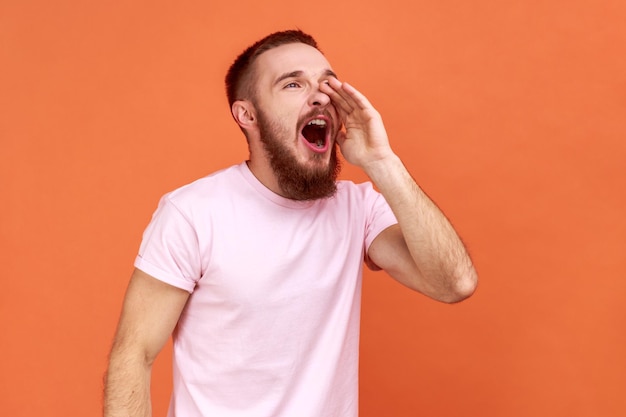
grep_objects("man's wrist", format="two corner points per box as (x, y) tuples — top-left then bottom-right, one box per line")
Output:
(362, 152), (404, 185)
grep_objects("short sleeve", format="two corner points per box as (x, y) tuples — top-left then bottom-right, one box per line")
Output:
(361, 184), (398, 270)
(134, 195), (202, 292)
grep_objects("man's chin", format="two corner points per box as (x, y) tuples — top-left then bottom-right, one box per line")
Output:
(300, 156), (332, 172)
(276, 153), (341, 201)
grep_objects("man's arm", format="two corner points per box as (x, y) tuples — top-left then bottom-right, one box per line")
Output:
(321, 79), (477, 303)
(104, 268), (190, 416)
(365, 157), (477, 303)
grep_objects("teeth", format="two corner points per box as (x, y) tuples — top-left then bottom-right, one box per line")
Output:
(307, 119), (327, 126)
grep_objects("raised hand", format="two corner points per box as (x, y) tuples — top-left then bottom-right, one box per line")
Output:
(320, 78), (395, 169)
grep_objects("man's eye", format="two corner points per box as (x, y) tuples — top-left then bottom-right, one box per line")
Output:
(284, 82), (300, 89)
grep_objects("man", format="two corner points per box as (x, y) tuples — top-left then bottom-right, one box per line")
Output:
(104, 30), (477, 417)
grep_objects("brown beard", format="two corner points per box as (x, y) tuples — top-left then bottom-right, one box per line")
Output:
(256, 108), (341, 201)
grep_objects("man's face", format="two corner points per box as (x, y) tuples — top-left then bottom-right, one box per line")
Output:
(250, 43), (342, 200)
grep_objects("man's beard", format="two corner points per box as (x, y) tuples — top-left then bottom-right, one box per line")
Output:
(257, 108), (341, 201)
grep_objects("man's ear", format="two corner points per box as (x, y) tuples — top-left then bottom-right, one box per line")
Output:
(231, 100), (257, 131)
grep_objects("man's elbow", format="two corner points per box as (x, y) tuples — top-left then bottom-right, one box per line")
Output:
(394, 263), (478, 303)
(440, 267), (478, 304)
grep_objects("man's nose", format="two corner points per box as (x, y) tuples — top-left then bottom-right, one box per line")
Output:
(308, 87), (331, 107)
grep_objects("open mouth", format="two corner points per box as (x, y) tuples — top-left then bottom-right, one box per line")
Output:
(301, 118), (329, 152)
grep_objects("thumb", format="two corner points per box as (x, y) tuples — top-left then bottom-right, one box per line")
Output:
(335, 130), (347, 149)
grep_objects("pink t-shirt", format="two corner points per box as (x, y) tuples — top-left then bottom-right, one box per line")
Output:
(135, 162), (397, 417)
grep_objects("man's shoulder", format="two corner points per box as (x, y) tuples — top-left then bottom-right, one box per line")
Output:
(164, 163), (245, 205)
(335, 179), (379, 199)
(317, 180), (383, 212)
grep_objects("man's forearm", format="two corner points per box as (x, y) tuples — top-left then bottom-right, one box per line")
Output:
(104, 349), (152, 417)
(365, 153), (477, 299)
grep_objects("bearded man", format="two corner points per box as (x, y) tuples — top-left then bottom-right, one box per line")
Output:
(104, 30), (478, 417)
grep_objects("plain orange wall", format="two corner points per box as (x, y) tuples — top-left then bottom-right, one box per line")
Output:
(2, 1), (625, 416)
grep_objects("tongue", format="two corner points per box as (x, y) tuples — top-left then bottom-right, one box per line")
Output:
(302, 124), (325, 148)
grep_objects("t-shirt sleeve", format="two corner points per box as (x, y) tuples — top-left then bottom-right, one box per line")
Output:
(134, 195), (201, 293)
(362, 183), (398, 270)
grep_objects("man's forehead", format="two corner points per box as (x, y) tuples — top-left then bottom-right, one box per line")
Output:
(255, 43), (334, 82)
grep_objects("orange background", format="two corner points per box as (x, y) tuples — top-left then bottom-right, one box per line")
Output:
(1, 1), (625, 416)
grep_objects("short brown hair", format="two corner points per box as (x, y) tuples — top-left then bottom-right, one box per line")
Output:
(225, 30), (319, 107)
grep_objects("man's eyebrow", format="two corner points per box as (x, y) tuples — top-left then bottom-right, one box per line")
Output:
(274, 71), (304, 86)
(323, 69), (338, 79)
(273, 69), (338, 86)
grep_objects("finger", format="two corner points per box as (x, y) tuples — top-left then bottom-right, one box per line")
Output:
(339, 82), (374, 111)
(321, 78), (357, 115)
(326, 92), (352, 123)
(334, 129), (347, 149)
(331, 78), (363, 110)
